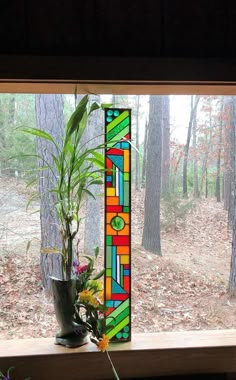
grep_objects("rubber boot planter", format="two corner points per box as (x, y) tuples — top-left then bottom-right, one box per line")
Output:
(51, 278), (88, 348)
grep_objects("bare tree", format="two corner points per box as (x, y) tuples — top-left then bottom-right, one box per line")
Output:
(161, 96), (170, 194)
(200, 97), (213, 198)
(228, 97), (236, 225)
(183, 95), (200, 198)
(83, 95), (102, 255)
(223, 98), (232, 211)
(228, 96), (236, 295)
(141, 119), (148, 188)
(192, 105), (200, 198)
(215, 97), (224, 202)
(142, 96), (162, 255)
(36, 94), (64, 292)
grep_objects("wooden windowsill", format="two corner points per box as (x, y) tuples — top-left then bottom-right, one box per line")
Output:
(1, 330), (236, 379)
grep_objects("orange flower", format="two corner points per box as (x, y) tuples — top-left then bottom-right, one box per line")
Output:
(97, 334), (109, 352)
(89, 295), (99, 308)
(79, 289), (100, 308)
(98, 290), (104, 303)
(79, 289), (93, 303)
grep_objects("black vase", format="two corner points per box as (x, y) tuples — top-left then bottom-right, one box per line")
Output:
(51, 277), (88, 348)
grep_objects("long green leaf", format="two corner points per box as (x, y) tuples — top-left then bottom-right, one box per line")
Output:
(92, 268), (105, 280)
(88, 102), (100, 115)
(88, 179), (103, 186)
(26, 193), (39, 211)
(26, 177), (37, 188)
(101, 103), (113, 109)
(19, 127), (55, 143)
(66, 95), (89, 136)
(87, 157), (105, 169)
(83, 188), (96, 200)
(76, 110), (88, 143)
(91, 151), (105, 164)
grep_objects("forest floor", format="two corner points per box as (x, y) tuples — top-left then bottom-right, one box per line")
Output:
(0, 177), (235, 339)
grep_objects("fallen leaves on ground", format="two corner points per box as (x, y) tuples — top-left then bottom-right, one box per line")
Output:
(0, 180), (236, 339)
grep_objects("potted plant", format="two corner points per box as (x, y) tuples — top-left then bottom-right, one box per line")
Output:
(20, 95), (108, 348)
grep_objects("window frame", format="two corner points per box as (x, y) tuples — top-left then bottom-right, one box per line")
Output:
(1, 57), (236, 378)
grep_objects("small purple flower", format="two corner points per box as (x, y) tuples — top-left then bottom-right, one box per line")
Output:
(73, 260), (80, 268)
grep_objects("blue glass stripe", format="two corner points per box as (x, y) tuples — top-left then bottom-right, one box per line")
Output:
(106, 300), (114, 307)
(112, 246), (117, 279)
(121, 142), (129, 149)
(114, 301), (122, 307)
(106, 176), (112, 182)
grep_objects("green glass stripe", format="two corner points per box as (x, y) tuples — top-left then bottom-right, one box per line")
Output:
(113, 306), (129, 326)
(107, 298), (129, 320)
(106, 236), (112, 246)
(124, 182), (129, 206)
(120, 265), (124, 287)
(107, 316), (129, 339)
(106, 246), (112, 267)
(107, 125), (130, 148)
(112, 164), (116, 187)
(124, 173), (129, 181)
(106, 268), (112, 276)
(123, 206), (129, 212)
(107, 117), (129, 141)
(107, 111), (129, 132)
(106, 304), (129, 327)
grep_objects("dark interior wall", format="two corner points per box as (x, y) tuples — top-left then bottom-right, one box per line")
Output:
(1, 1), (236, 82)
(0, 0), (234, 57)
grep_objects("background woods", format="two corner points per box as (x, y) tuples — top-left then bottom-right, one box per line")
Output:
(0, 93), (236, 338)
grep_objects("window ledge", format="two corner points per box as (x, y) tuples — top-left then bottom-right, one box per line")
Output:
(1, 330), (236, 379)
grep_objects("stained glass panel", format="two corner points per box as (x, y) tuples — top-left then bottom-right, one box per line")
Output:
(104, 108), (131, 342)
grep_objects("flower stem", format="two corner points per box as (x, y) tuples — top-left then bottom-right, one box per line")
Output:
(106, 350), (120, 380)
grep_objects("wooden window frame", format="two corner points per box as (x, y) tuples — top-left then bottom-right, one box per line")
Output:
(1, 56), (236, 379)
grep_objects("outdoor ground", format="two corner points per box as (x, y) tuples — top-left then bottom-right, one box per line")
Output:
(0, 177), (234, 339)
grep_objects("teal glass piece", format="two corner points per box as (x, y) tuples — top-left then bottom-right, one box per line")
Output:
(114, 110), (120, 116)
(107, 110), (113, 116)
(106, 116), (113, 122)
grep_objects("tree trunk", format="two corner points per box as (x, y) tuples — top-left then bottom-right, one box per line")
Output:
(228, 97), (236, 226)
(216, 97), (224, 203)
(224, 97), (233, 211)
(183, 95), (200, 198)
(224, 142), (231, 211)
(161, 96), (170, 195)
(200, 98), (213, 197)
(222, 174), (224, 200)
(35, 94), (64, 293)
(192, 106), (199, 198)
(142, 95), (162, 255)
(205, 168), (208, 198)
(228, 96), (236, 295)
(83, 95), (102, 256)
(135, 96), (141, 191)
(141, 119), (148, 188)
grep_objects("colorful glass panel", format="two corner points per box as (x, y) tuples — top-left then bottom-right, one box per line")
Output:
(104, 108), (131, 342)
